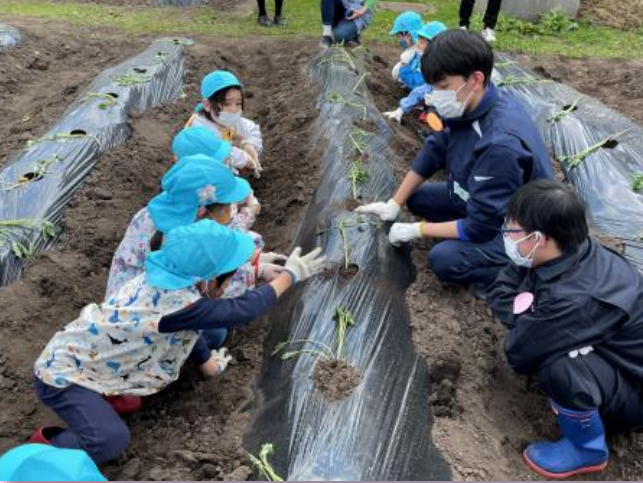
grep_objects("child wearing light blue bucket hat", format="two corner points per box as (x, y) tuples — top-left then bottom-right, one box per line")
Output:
(33, 219), (326, 463)
(0, 444), (106, 481)
(390, 11), (424, 89)
(185, 70), (263, 178)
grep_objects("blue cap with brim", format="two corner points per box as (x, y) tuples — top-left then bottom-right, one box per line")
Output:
(172, 126), (232, 163)
(417, 21), (448, 41)
(389, 11), (424, 42)
(149, 154), (251, 233)
(0, 444), (106, 481)
(145, 219), (255, 290)
(201, 70), (242, 99)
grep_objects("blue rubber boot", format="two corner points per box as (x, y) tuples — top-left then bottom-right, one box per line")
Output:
(524, 401), (609, 478)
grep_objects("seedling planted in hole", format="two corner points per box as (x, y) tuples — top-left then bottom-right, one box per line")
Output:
(548, 97), (582, 123)
(497, 75), (551, 87)
(348, 162), (369, 200)
(348, 128), (368, 154)
(2, 155), (63, 191)
(317, 216), (379, 269)
(352, 72), (370, 93)
(113, 71), (153, 87)
(247, 443), (283, 481)
(273, 306), (356, 362)
(81, 93), (118, 110)
(632, 174), (643, 192)
(325, 91), (367, 121)
(26, 132), (100, 149)
(320, 44), (357, 70)
(558, 129), (630, 169)
(0, 219), (55, 259)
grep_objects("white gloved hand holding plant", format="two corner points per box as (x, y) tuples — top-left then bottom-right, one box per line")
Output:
(389, 222), (424, 247)
(383, 108), (403, 123)
(354, 199), (400, 221)
(284, 247), (326, 283)
(201, 347), (233, 377)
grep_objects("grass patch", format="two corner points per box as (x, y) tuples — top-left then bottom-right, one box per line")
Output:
(0, 0), (642, 58)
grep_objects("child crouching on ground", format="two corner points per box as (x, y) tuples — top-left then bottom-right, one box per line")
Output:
(32, 220), (326, 463)
(186, 70), (263, 178)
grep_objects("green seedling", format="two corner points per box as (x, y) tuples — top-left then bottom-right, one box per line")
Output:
(497, 75), (551, 87)
(155, 51), (170, 62)
(2, 155), (62, 191)
(0, 219), (55, 259)
(631, 174), (643, 192)
(352, 72), (370, 93)
(325, 91), (367, 120)
(26, 132), (100, 149)
(273, 306), (356, 362)
(81, 92), (118, 110)
(320, 44), (357, 70)
(348, 129), (368, 154)
(113, 71), (153, 87)
(558, 129), (630, 169)
(495, 60), (517, 68)
(317, 216), (379, 268)
(548, 97), (582, 123)
(247, 443), (283, 482)
(348, 162), (369, 200)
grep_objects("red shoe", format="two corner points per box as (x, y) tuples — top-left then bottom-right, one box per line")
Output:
(29, 426), (64, 444)
(104, 395), (142, 415)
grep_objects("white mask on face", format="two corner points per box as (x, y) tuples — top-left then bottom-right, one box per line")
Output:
(218, 111), (243, 128)
(504, 231), (542, 268)
(431, 80), (474, 119)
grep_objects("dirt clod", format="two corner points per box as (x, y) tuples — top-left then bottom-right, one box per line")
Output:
(313, 359), (361, 401)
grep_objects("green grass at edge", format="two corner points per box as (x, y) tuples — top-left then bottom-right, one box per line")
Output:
(0, 0), (642, 58)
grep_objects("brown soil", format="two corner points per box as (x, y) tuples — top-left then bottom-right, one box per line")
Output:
(345, 198), (360, 211)
(312, 359), (362, 401)
(0, 18), (318, 481)
(578, 0), (643, 30)
(338, 263), (360, 280)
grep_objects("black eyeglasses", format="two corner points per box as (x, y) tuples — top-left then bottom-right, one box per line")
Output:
(500, 222), (526, 235)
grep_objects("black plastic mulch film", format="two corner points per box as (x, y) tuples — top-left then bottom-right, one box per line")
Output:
(0, 38), (191, 286)
(493, 55), (643, 270)
(244, 46), (451, 481)
(0, 24), (20, 52)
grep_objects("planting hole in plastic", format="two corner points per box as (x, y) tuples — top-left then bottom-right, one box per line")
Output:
(603, 139), (619, 149)
(339, 263), (359, 280)
(69, 129), (87, 136)
(133, 67), (148, 74)
(562, 103), (578, 113)
(19, 172), (38, 182)
(105, 93), (119, 99)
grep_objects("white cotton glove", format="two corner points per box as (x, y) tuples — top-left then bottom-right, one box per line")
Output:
(211, 347), (232, 374)
(284, 247), (326, 283)
(244, 193), (261, 216)
(400, 48), (415, 65)
(259, 262), (285, 281)
(389, 222), (423, 247)
(391, 62), (402, 81)
(259, 252), (287, 264)
(383, 108), (403, 123)
(354, 198), (400, 221)
(246, 154), (263, 179)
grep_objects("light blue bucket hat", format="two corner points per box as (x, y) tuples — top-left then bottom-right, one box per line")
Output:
(389, 11), (424, 43)
(172, 126), (232, 163)
(145, 219), (255, 290)
(148, 154), (251, 233)
(0, 444), (106, 481)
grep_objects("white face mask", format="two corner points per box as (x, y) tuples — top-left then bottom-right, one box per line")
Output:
(218, 111), (243, 129)
(504, 231), (542, 268)
(431, 81), (474, 119)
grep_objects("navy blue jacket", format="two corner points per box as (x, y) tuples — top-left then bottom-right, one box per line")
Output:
(488, 238), (643, 382)
(411, 84), (553, 242)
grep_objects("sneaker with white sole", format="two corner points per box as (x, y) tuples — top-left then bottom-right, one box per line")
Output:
(482, 28), (496, 42)
(320, 35), (334, 49)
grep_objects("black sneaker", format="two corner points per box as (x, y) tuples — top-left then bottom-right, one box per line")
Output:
(258, 15), (272, 27)
(273, 15), (287, 26)
(320, 35), (334, 49)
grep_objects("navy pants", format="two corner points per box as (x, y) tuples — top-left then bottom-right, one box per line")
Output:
(407, 182), (508, 286)
(459, 0), (502, 29)
(35, 378), (130, 462)
(321, 0), (359, 42)
(539, 352), (643, 433)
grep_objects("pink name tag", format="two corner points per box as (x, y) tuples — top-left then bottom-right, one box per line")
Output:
(513, 292), (534, 314)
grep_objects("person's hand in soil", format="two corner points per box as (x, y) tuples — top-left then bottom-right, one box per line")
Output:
(346, 6), (368, 20)
(200, 347), (232, 377)
(383, 108), (403, 123)
(242, 147), (263, 178)
(355, 199), (401, 221)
